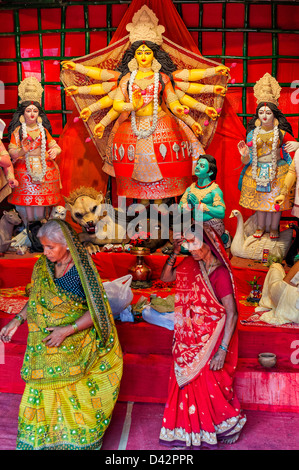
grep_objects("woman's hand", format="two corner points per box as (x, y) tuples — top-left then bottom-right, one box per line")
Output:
(172, 238), (184, 254)
(210, 348), (226, 370)
(0, 318), (21, 343)
(42, 325), (73, 348)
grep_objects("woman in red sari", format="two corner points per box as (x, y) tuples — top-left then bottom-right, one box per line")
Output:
(159, 224), (246, 448)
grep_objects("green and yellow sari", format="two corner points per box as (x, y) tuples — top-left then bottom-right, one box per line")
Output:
(16, 221), (123, 450)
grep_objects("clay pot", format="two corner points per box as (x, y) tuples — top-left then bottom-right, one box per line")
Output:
(258, 352), (277, 368)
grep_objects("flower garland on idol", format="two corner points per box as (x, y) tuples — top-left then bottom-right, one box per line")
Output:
(129, 69), (159, 140)
(22, 120), (47, 183)
(251, 124), (279, 188)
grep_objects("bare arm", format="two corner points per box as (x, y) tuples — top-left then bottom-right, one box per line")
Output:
(283, 261), (299, 286)
(209, 293), (238, 371)
(43, 310), (94, 348)
(160, 239), (184, 283)
(0, 301), (28, 343)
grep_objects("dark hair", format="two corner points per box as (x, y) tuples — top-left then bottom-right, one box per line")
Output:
(197, 154), (217, 181)
(7, 101), (52, 141)
(116, 40), (177, 100)
(247, 102), (294, 137)
(117, 41), (177, 79)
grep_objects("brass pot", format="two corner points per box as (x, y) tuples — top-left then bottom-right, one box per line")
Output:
(129, 247), (152, 287)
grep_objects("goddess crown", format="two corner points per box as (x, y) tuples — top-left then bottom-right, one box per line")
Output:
(126, 5), (165, 46)
(18, 76), (43, 104)
(253, 73), (281, 107)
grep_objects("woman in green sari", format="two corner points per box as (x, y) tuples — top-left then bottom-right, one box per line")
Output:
(0, 219), (123, 450)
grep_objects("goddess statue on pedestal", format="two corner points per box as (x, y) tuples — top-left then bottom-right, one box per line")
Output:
(61, 6), (229, 203)
(238, 73), (299, 239)
(7, 77), (62, 225)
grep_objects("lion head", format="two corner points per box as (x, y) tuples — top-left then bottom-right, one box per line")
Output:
(64, 187), (104, 234)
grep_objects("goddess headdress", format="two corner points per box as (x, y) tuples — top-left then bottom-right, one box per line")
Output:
(253, 73), (281, 107)
(126, 5), (165, 46)
(18, 76), (43, 105)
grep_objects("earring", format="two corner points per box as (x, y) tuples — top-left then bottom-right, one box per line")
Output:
(255, 118), (261, 127)
(37, 116), (42, 123)
(128, 58), (138, 72)
(274, 118), (279, 127)
(20, 115), (25, 124)
(151, 58), (162, 73)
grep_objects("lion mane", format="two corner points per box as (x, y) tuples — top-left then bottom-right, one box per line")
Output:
(63, 186), (103, 205)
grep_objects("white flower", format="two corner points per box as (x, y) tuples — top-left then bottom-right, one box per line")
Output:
(23, 121), (47, 183)
(129, 70), (159, 140)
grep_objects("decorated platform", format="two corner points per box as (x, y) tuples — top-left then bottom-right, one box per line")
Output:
(0, 251), (298, 413)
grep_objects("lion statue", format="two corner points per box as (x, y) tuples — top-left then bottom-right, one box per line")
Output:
(64, 186), (129, 254)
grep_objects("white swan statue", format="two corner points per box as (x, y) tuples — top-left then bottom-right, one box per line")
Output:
(229, 209), (293, 260)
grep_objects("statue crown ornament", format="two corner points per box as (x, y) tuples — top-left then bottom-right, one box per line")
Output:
(126, 5), (165, 46)
(18, 76), (43, 105)
(253, 72), (281, 107)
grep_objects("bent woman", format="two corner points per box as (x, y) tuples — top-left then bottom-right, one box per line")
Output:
(159, 224), (246, 448)
(0, 219), (123, 450)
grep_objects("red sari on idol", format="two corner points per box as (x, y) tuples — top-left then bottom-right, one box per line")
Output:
(104, 72), (204, 200)
(160, 228), (246, 449)
(8, 126), (61, 207)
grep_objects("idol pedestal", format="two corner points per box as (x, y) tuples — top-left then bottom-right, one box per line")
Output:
(0, 252), (298, 412)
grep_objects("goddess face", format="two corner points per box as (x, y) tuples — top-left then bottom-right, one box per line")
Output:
(24, 104), (39, 126)
(258, 105), (274, 127)
(135, 44), (154, 68)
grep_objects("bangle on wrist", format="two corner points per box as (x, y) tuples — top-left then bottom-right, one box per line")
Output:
(71, 322), (79, 333)
(166, 253), (177, 266)
(15, 314), (25, 325)
(219, 344), (228, 353)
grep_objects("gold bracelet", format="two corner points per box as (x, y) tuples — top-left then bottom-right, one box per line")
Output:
(72, 322), (79, 333)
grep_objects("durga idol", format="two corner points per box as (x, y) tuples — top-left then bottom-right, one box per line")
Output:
(62, 6), (229, 202)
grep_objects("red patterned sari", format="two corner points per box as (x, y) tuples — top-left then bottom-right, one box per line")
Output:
(160, 228), (246, 448)
(8, 127), (61, 207)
